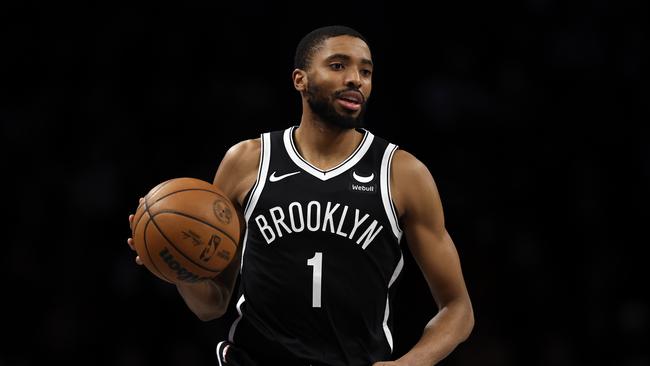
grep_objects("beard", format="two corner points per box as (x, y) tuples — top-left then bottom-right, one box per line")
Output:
(305, 83), (366, 129)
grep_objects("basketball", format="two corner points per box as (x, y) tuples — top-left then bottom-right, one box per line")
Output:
(131, 177), (240, 284)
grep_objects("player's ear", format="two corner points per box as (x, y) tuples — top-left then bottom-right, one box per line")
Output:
(292, 69), (307, 92)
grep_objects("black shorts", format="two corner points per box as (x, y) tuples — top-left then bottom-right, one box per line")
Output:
(216, 340), (258, 366)
(216, 317), (314, 366)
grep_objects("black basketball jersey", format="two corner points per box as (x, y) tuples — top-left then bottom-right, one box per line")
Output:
(228, 126), (404, 366)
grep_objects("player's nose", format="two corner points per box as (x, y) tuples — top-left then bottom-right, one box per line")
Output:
(343, 69), (362, 89)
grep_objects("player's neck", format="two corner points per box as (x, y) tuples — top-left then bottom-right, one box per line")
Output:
(294, 118), (363, 171)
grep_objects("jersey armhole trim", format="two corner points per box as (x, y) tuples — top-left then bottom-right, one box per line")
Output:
(382, 253), (404, 352)
(228, 294), (246, 343)
(240, 133), (271, 272)
(243, 133), (271, 221)
(380, 143), (403, 241)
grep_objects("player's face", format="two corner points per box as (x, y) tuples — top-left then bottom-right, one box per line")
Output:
(305, 35), (373, 129)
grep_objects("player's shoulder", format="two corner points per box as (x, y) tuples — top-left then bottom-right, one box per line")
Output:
(365, 130), (432, 182)
(226, 126), (293, 159)
(390, 148), (440, 218)
(392, 148), (430, 178)
(215, 137), (262, 204)
(222, 138), (261, 166)
(227, 137), (261, 156)
(391, 148), (438, 195)
(217, 138), (261, 178)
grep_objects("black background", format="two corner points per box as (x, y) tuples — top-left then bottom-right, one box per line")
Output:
(2, 1), (648, 365)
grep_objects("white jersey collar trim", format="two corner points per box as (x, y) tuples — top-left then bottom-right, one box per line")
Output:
(282, 126), (374, 181)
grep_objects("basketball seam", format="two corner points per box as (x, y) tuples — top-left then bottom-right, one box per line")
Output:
(152, 210), (239, 246)
(150, 178), (174, 196)
(133, 179), (173, 232)
(143, 193), (178, 283)
(148, 188), (230, 210)
(149, 211), (234, 273)
(133, 207), (146, 236)
(142, 214), (175, 283)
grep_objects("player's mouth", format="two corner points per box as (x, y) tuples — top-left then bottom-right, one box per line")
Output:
(335, 90), (364, 111)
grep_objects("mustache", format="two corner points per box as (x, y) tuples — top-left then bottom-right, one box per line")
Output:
(333, 88), (366, 104)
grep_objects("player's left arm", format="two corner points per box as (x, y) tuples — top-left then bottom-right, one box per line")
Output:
(375, 149), (474, 366)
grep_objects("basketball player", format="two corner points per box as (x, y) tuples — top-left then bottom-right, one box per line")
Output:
(128, 25), (474, 366)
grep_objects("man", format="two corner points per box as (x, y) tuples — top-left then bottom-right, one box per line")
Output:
(128, 25), (473, 366)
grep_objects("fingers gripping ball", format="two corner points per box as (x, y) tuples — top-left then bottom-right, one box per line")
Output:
(131, 178), (240, 284)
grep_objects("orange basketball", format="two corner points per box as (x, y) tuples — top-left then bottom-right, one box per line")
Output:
(131, 177), (240, 284)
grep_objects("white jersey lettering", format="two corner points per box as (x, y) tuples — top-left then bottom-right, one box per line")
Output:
(307, 201), (321, 231)
(270, 206), (292, 237)
(335, 205), (349, 237)
(349, 209), (370, 240)
(256, 201), (383, 249)
(322, 201), (340, 234)
(288, 202), (305, 232)
(255, 215), (276, 244)
(357, 220), (384, 249)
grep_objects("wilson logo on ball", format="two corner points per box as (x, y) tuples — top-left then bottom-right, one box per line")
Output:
(159, 247), (211, 282)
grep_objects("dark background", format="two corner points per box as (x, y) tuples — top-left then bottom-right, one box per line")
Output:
(2, 1), (648, 365)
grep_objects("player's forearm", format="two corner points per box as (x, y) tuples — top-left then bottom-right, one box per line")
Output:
(176, 279), (230, 321)
(176, 254), (240, 321)
(396, 299), (474, 366)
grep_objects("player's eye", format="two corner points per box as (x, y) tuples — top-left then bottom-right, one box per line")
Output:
(329, 63), (344, 71)
(361, 69), (372, 77)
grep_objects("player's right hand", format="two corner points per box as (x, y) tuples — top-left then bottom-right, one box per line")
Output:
(127, 198), (144, 265)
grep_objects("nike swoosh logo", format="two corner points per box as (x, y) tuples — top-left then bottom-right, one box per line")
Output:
(269, 171), (301, 182)
(352, 171), (374, 183)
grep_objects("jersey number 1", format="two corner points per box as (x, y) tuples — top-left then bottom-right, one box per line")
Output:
(307, 252), (322, 308)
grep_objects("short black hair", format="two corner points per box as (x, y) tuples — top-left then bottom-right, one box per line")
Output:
(294, 25), (368, 70)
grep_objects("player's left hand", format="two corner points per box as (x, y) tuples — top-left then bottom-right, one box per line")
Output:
(372, 361), (404, 366)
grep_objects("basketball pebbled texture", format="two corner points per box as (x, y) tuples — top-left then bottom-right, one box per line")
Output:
(131, 178), (240, 284)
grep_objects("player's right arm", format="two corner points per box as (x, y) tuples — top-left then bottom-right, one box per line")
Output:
(126, 139), (261, 320)
(172, 138), (259, 320)
(174, 138), (261, 321)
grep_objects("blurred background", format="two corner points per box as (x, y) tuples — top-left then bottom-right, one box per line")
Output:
(1, 1), (648, 365)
